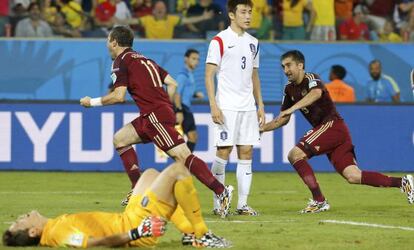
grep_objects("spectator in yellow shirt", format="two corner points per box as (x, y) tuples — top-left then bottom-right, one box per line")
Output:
(57, 0), (84, 29)
(325, 64), (356, 103)
(379, 19), (402, 42)
(282, 0), (315, 40)
(137, 0), (213, 39)
(2, 163), (230, 248)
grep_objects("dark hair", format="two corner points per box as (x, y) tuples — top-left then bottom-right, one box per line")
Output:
(3, 230), (40, 246)
(281, 50), (305, 69)
(331, 65), (347, 79)
(27, 2), (39, 12)
(290, 0), (300, 8)
(227, 0), (253, 14)
(369, 59), (381, 68)
(184, 49), (199, 57)
(109, 26), (134, 47)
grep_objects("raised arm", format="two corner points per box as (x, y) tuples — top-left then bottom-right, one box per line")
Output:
(181, 10), (214, 25)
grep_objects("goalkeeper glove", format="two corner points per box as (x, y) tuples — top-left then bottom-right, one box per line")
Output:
(128, 216), (167, 240)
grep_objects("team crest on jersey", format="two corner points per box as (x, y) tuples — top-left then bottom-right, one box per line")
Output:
(220, 131), (228, 141)
(249, 43), (256, 55)
(141, 196), (149, 207)
(301, 89), (308, 96)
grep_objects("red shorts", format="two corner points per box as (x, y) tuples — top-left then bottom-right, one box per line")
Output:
(131, 106), (185, 152)
(296, 119), (357, 173)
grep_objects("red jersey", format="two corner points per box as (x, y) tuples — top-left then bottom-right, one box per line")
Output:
(339, 18), (370, 40)
(281, 73), (342, 127)
(112, 48), (172, 114)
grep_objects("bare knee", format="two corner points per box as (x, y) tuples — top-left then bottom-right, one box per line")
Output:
(342, 166), (361, 184)
(113, 131), (132, 149)
(237, 145), (253, 160)
(288, 147), (306, 164)
(168, 144), (192, 162)
(165, 162), (190, 178)
(141, 168), (160, 180)
(217, 146), (233, 160)
(113, 132), (123, 148)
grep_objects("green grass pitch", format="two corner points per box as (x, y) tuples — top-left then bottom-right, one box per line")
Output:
(1, 171), (413, 250)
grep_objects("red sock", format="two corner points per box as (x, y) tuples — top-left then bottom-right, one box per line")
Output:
(361, 171), (401, 187)
(117, 146), (141, 188)
(185, 154), (224, 195)
(293, 159), (325, 202)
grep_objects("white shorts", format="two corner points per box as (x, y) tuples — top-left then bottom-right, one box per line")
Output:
(214, 110), (260, 146)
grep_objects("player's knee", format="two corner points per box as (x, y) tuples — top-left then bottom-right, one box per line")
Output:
(344, 173), (361, 184)
(141, 168), (159, 180)
(113, 133), (126, 148)
(238, 146), (253, 158)
(167, 162), (190, 177)
(288, 147), (304, 164)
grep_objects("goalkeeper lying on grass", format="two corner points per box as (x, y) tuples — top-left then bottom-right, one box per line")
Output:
(3, 163), (230, 248)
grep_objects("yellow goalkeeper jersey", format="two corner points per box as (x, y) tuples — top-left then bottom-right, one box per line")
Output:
(39, 192), (174, 248)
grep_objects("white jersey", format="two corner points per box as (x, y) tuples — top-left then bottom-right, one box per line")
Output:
(206, 27), (260, 111)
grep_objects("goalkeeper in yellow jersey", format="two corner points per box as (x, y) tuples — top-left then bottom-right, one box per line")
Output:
(3, 163), (231, 248)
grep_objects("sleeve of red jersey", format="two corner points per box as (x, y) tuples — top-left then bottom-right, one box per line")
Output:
(307, 74), (324, 90)
(112, 60), (129, 88)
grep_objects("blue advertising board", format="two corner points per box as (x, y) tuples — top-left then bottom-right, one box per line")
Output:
(0, 103), (412, 172)
(0, 40), (413, 102)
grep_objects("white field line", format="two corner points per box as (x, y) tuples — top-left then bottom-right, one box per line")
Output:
(206, 219), (296, 223)
(0, 191), (123, 194)
(320, 220), (414, 231)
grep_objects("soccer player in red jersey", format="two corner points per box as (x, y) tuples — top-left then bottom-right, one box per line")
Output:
(80, 26), (233, 217)
(261, 50), (414, 213)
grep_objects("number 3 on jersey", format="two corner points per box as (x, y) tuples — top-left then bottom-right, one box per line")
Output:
(241, 56), (246, 69)
(141, 60), (162, 87)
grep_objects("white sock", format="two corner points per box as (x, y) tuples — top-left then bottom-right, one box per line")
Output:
(211, 156), (227, 210)
(237, 159), (252, 209)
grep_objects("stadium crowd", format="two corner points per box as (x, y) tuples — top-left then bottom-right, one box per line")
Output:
(1, 0), (414, 41)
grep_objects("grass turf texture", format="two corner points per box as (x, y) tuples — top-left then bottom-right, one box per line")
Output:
(1, 172), (413, 250)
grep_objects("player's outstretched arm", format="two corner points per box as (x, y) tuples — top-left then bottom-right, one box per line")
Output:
(260, 115), (290, 132)
(284, 88), (322, 115)
(87, 216), (166, 248)
(80, 87), (127, 108)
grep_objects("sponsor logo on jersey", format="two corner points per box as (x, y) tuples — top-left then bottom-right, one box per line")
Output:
(220, 131), (228, 140)
(228, 45), (235, 49)
(315, 146), (320, 151)
(301, 89), (308, 96)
